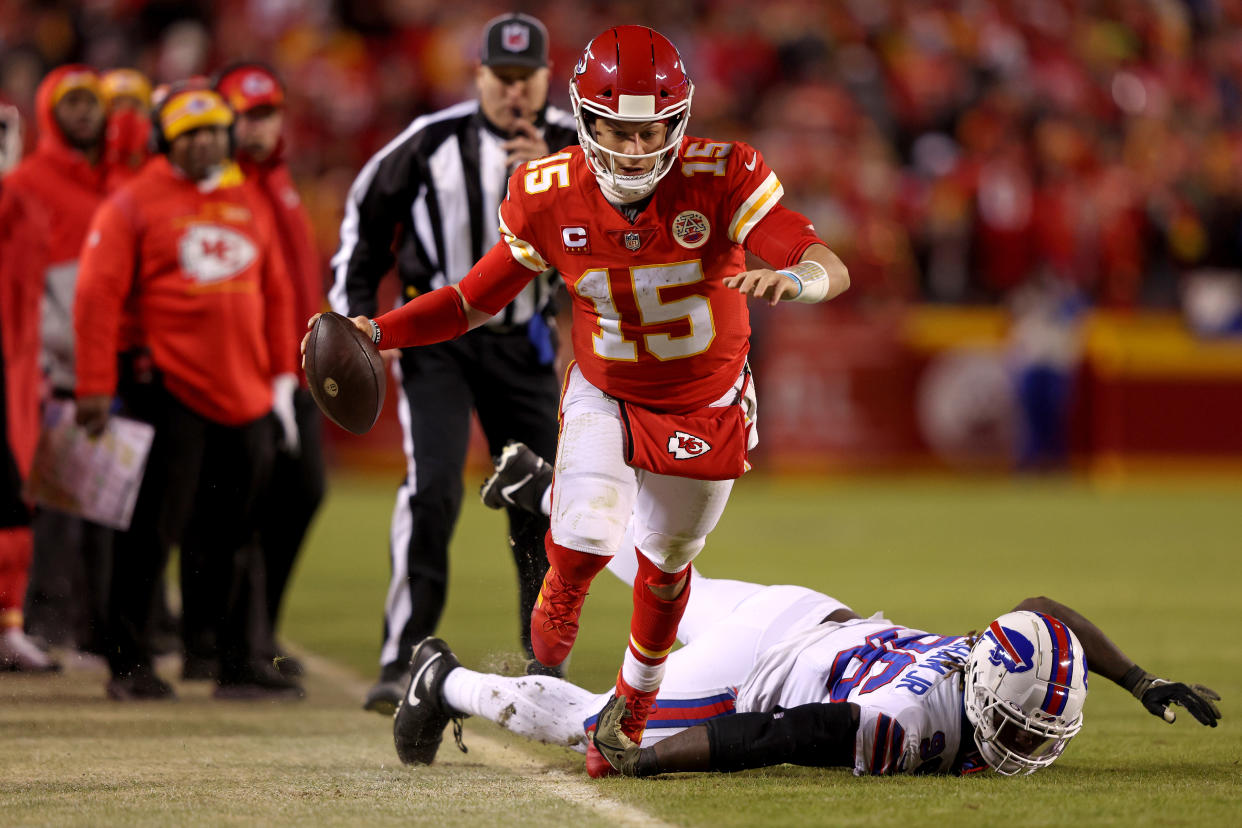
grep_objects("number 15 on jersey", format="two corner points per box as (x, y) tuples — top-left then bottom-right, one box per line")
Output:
(573, 262), (717, 362)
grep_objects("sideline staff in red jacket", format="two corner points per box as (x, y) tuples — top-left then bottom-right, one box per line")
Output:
(215, 63), (324, 674)
(0, 66), (109, 671)
(74, 86), (300, 700)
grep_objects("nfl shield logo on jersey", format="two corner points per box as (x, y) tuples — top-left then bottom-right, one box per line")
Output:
(667, 431), (712, 459)
(624, 231), (641, 251)
(502, 23), (529, 52)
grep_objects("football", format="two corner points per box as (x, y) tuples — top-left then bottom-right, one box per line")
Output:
(304, 312), (386, 435)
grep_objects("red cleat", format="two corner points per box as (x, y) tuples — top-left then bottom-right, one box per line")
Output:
(586, 681), (659, 778)
(615, 676), (659, 743)
(530, 568), (590, 667)
(585, 741), (619, 778)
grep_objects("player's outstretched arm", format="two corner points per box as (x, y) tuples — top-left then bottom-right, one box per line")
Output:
(723, 244), (849, 306)
(593, 695), (858, 777)
(1014, 596), (1221, 727)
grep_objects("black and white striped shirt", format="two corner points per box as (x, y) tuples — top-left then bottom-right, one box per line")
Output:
(329, 100), (578, 330)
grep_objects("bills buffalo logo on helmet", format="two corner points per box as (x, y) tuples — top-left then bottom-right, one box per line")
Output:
(502, 22), (530, 52)
(178, 224), (257, 284)
(667, 431), (712, 459)
(984, 620), (1036, 674)
(672, 210), (710, 249)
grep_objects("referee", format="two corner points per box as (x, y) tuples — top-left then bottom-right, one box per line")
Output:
(330, 13), (578, 713)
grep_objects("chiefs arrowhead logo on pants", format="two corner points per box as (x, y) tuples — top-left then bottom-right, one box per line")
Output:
(667, 431), (712, 460)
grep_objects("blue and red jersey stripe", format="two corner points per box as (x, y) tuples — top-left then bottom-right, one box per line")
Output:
(583, 691), (737, 735)
(868, 713), (906, 774)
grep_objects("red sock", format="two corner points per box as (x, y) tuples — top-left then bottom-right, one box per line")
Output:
(0, 528), (33, 614)
(544, 530), (612, 585)
(627, 552), (691, 670)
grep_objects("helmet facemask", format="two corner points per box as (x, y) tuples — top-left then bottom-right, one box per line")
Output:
(967, 681), (1083, 775)
(571, 82), (693, 203)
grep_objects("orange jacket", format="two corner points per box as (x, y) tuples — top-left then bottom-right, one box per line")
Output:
(75, 157), (297, 425)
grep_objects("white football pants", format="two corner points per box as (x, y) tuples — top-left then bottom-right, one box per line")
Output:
(550, 364), (754, 573)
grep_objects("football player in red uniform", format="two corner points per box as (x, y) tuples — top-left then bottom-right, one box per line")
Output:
(308, 25), (849, 769)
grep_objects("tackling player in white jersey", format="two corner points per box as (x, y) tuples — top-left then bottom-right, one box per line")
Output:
(389, 444), (1220, 778)
(391, 545), (1220, 778)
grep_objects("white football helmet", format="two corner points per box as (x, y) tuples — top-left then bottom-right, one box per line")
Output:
(963, 610), (1088, 776)
(569, 25), (693, 203)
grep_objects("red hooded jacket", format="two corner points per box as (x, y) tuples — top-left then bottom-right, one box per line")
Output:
(75, 157), (297, 425)
(0, 66), (107, 463)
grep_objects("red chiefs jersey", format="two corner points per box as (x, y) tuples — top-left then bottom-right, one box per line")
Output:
(476, 136), (818, 412)
(75, 157), (296, 425)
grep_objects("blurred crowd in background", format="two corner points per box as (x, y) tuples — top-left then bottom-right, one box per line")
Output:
(3, 0), (1240, 312)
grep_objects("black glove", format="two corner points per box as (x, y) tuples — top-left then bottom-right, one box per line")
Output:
(1122, 666), (1221, 727)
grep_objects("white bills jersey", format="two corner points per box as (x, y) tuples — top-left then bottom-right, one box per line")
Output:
(736, 618), (986, 775)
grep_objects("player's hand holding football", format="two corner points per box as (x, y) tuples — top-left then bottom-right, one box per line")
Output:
(300, 313), (377, 367)
(724, 268), (801, 306)
(1124, 668), (1221, 727)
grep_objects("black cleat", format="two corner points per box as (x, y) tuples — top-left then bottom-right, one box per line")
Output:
(106, 668), (176, 701)
(393, 636), (467, 765)
(214, 661), (305, 700)
(480, 442), (552, 516)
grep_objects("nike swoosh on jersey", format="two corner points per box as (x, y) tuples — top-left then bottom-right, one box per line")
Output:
(744, 153), (757, 171)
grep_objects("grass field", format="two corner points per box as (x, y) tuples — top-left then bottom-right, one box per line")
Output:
(3, 472), (1240, 826)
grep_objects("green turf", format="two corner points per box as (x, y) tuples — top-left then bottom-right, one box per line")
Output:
(283, 472), (1242, 825)
(4, 473), (1239, 826)
(287, 473), (1242, 692)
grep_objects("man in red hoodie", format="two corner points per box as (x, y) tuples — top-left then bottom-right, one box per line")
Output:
(74, 85), (300, 700)
(0, 66), (109, 670)
(214, 63), (324, 676)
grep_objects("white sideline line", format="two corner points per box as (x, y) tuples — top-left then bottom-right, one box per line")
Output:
(292, 646), (676, 828)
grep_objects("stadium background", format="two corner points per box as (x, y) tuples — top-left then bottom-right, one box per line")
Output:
(5, 0), (1241, 476)
(3, 3), (1241, 823)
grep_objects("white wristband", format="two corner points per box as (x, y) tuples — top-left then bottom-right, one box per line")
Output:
(778, 260), (830, 303)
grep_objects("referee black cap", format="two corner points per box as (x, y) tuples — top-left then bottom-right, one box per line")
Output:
(480, 13), (549, 69)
